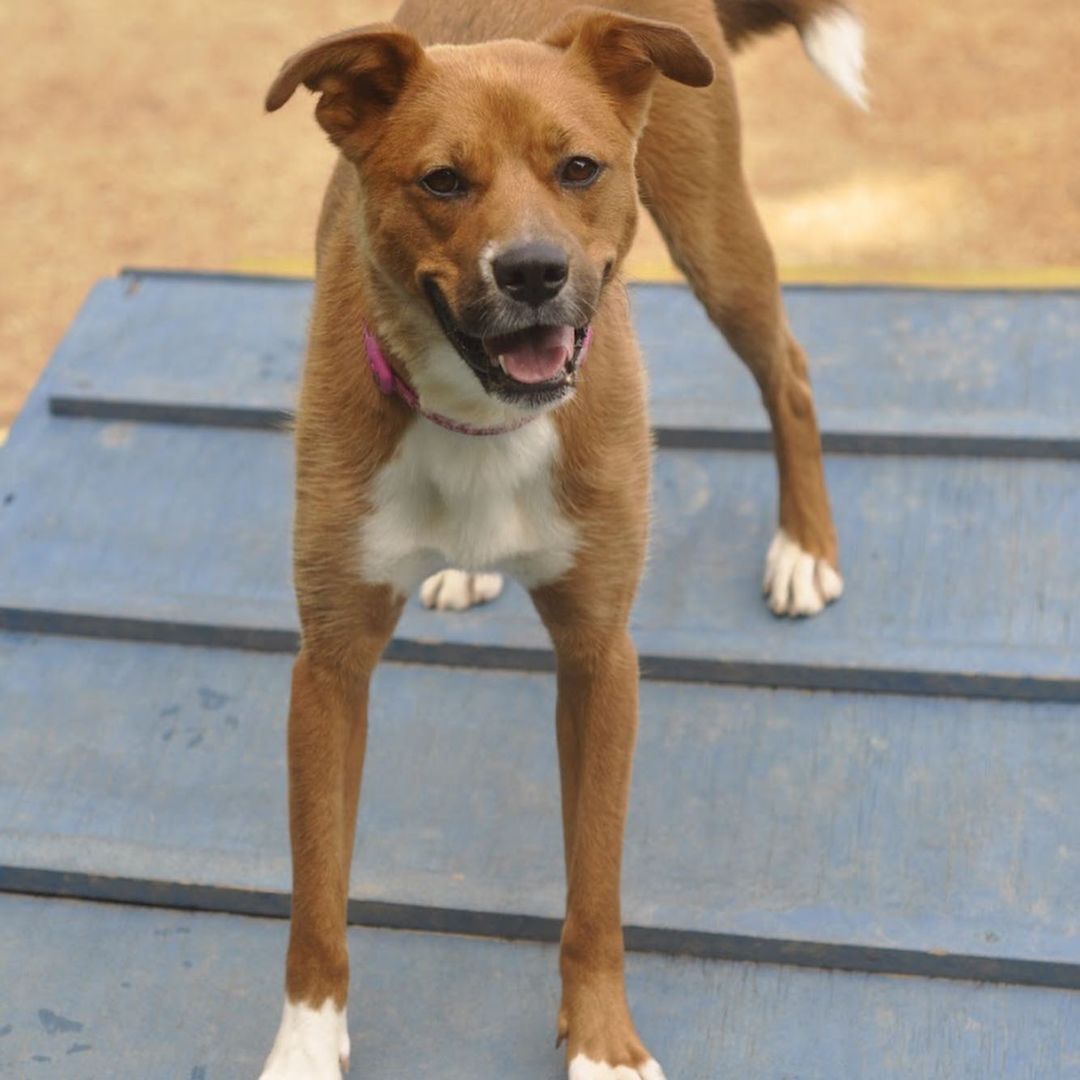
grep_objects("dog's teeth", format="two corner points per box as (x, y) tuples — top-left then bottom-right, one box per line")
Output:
(497, 354), (509, 374)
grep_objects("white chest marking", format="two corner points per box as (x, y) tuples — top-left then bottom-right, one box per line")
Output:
(358, 416), (578, 596)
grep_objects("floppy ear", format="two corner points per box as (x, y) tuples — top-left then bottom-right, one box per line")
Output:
(542, 8), (714, 132)
(265, 24), (426, 150)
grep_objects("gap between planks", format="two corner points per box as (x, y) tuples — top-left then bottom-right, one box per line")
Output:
(2, 865), (1078, 992)
(1, 606), (1078, 703)
(46, 396), (1080, 461)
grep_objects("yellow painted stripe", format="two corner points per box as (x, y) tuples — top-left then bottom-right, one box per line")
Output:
(773, 264), (1080, 290)
(232, 257), (314, 279)
(232, 256), (1080, 291)
(621, 257), (1080, 290)
(0, 427), (8, 447)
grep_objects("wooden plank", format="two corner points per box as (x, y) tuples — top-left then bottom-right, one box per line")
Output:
(1, 412), (1078, 698)
(2, 633), (1077, 985)
(44, 273), (308, 417)
(42, 271), (1080, 457)
(1, 894), (1078, 1079)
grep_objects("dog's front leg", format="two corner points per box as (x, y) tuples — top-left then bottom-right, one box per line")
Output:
(260, 591), (402, 1079)
(534, 587), (663, 1080)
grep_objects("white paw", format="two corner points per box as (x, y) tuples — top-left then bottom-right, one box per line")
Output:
(419, 569), (504, 611)
(569, 1054), (666, 1080)
(259, 1000), (349, 1079)
(763, 529), (844, 617)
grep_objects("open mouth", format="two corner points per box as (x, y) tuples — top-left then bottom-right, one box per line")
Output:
(484, 324), (586, 385)
(424, 281), (590, 406)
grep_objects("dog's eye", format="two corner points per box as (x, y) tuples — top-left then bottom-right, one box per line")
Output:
(420, 167), (466, 198)
(558, 156), (602, 188)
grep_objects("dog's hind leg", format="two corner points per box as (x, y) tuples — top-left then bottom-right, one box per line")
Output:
(636, 47), (843, 617)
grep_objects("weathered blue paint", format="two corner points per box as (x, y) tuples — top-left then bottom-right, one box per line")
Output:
(0, 633), (1077, 984)
(3, 274), (1080, 1075)
(1, 409), (1078, 697)
(1, 894), (1078, 1079)
(41, 270), (1080, 455)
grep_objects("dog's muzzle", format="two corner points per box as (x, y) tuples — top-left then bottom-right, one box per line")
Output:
(423, 279), (592, 408)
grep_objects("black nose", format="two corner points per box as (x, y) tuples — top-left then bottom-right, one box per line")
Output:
(492, 241), (569, 307)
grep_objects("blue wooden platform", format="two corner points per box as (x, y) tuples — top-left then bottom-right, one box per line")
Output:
(5, 895), (1078, 1079)
(45, 271), (1080, 457)
(1, 269), (1078, 1077)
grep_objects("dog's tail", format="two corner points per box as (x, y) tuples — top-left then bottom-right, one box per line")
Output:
(715, 0), (868, 108)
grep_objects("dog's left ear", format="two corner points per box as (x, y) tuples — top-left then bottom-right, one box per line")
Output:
(542, 8), (714, 132)
(265, 24), (426, 152)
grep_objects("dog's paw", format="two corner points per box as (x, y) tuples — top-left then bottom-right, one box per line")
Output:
(420, 569), (504, 611)
(569, 1054), (666, 1080)
(763, 529), (844, 617)
(559, 989), (661, 1080)
(259, 1000), (349, 1079)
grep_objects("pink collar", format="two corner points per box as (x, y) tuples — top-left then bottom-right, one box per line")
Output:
(363, 325), (591, 437)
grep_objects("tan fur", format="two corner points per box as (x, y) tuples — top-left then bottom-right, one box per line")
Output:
(264, 2), (841, 1073)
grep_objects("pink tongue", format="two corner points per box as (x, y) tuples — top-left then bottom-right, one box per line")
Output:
(496, 325), (574, 384)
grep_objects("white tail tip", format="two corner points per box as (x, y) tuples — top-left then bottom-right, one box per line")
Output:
(801, 8), (869, 109)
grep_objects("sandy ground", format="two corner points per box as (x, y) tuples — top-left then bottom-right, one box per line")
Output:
(1, 1), (1077, 431)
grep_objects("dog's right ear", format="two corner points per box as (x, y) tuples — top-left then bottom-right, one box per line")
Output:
(265, 24), (426, 150)
(542, 8), (713, 134)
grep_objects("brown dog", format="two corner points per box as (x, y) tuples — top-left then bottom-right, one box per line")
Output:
(260, 1), (861, 1076)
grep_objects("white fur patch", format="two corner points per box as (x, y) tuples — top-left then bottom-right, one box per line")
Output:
(259, 999), (349, 1079)
(358, 416), (578, 597)
(479, 240), (498, 287)
(420, 568), (505, 611)
(801, 8), (868, 109)
(568, 1054), (666, 1080)
(763, 528), (844, 617)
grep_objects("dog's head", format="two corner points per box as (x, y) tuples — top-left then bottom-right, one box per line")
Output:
(267, 9), (712, 413)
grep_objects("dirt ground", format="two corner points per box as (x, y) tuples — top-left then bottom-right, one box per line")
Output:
(1, 1), (1077, 432)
